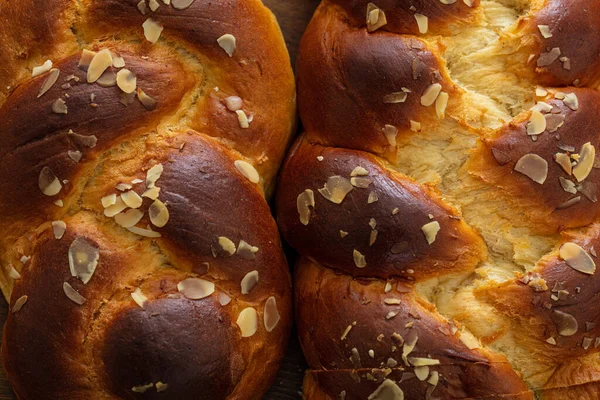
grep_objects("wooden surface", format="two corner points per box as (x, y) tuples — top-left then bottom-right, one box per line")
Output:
(0, 0), (319, 398)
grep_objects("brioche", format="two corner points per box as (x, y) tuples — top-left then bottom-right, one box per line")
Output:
(0, 1), (295, 398)
(277, 0), (600, 398)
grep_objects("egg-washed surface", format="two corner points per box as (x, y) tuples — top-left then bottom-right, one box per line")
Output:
(277, 0), (600, 399)
(0, 0), (295, 399)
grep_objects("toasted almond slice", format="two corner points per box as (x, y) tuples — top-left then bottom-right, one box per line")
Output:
(421, 83), (442, 106)
(264, 296), (280, 332)
(52, 98), (68, 114)
(527, 110), (546, 135)
(116, 69), (137, 94)
(234, 160), (260, 183)
(112, 55), (126, 68)
(553, 309), (578, 336)
(39, 167), (62, 196)
(559, 242), (596, 274)
(149, 0), (160, 11)
(319, 176), (354, 204)
(38, 68), (60, 98)
(224, 96), (243, 111)
(236, 307), (258, 337)
(177, 278), (215, 299)
(241, 270), (259, 294)
(368, 380), (404, 400)
(127, 225), (162, 238)
(217, 34), (236, 57)
(554, 153), (572, 175)
(32, 60), (52, 77)
(101, 193), (117, 208)
(353, 249), (367, 268)
(366, 3), (387, 32)
(514, 154), (548, 184)
(121, 190), (143, 209)
(421, 221), (440, 244)
(114, 209), (144, 228)
(137, 88), (158, 110)
(563, 93), (579, 111)
(383, 125), (397, 147)
(68, 237), (99, 284)
(104, 196), (127, 217)
(63, 282), (86, 305)
(142, 18), (164, 44)
(142, 186), (161, 200)
(87, 49), (113, 83)
(131, 288), (148, 307)
(383, 92), (407, 104)
(435, 92), (449, 118)
(218, 236), (236, 256)
(149, 199), (169, 227)
(236, 110), (250, 128)
(52, 220), (67, 239)
(573, 143), (595, 182)
(538, 25), (552, 38)
(414, 13), (428, 34)
(297, 189), (315, 226)
(172, 0), (195, 9)
(146, 164), (164, 189)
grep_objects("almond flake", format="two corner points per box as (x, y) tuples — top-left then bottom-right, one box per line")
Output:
(149, 199), (169, 227)
(131, 288), (148, 307)
(435, 92), (449, 118)
(224, 96), (243, 111)
(12, 295), (28, 313)
(537, 47), (561, 67)
(121, 190), (143, 209)
(63, 282), (86, 305)
(410, 120), (421, 132)
(218, 236), (236, 256)
(527, 110), (546, 135)
(37, 68), (60, 98)
(234, 160), (260, 183)
(573, 143), (595, 182)
(319, 176), (353, 204)
(52, 220), (67, 239)
(351, 167), (369, 177)
(149, 0), (160, 11)
(538, 25), (553, 38)
(559, 242), (596, 274)
(368, 379), (404, 400)
(146, 164), (164, 188)
(350, 177), (372, 188)
(68, 237), (99, 284)
(563, 93), (579, 111)
(114, 209), (144, 228)
(236, 110), (250, 128)
(554, 153), (572, 175)
(68, 150), (82, 162)
(237, 240), (259, 260)
(237, 307), (258, 337)
(137, 88), (158, 110)
(421, 83), (442, 106)
(414, 14), (428, 34)
(137, 0), (147, 14)
(383, 125), (397, 147)
(368, 191), (379, 204)
(421, 221), (440, 245)
(177, 278), (215, 299)
(553, 309), (578, 336)
(87, 49), (113, 83)
(241, 270), (259, 294)
(142, 18), (164, 44)
(32, 60), (52, 77)
(52, 98), (68, 114)
(217, 34), (236, 57)
(104, 196), (127, 217)
(127, 226), (162, 238)
(39, 167), (62, 196)
(297, 189), (315, 226)
(514, 154), (548, 184)
(116, 69), (137, 94)
(264, 296), (280, 332)
(383, 92), (407, 104)
(172, 0), (195, 9)
(366, 3), (387, 32)
(353, 249), (367, 268)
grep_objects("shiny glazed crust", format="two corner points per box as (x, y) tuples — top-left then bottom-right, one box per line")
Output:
(276, 0), (600, 399)
(0, 1), (295, 399)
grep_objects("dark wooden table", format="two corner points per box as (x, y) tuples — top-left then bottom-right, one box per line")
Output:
(0, 1), (320, 398)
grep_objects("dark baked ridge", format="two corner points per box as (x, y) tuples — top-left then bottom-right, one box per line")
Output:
(277, 0), (600, 399)
(0, 1), (295, 399)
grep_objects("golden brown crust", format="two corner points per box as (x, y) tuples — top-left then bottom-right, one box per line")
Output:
(277, 137), (486, 281)
(280, 0), (600, 398)
(0, 1), (294, 399)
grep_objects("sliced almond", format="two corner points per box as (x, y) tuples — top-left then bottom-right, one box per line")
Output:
(319, 176), (353, 204)
(37, 68), (60, 98)
(177, 278), (215, 299)
(559, 242), (596, 274)
(127, 225), (162, 238)
(116, 69), (137, 94)
(527, 110), (546, 135)
(297, 189), (315, 226)
(217, 34), (236, 57)
(149, 199), (169, 227)
(236, 307), (258, 337)
(87, 49), (113, 83)
(142, 18), (164, 44)
(368, 379), (404, 400)
(537, 47), (561, 67)
(104, 196), (127, 217)
(137, 88), (158, 110)
(383, 125), (397, 147)
(514, 154), (548, 184)
(146, 164), (164, 188)
(121, 190), (143, 209)
(52, 98), (68, 114)
(52, 220), (67, 239)
(234, 160), (260, 183)
(573, 143), (595, 182)
(32, 60), (52, 77)
(421, 221), (440, 245)
(218, 236), (236, 256)
(172, 0), (195, 9)
(68, 237), (100, 284)
(68, 150), (82, 162)
(421, 83), (442, 106)
(537, 25), (552, 38)
(414, 14), (428, 34)
(366, 3), (387, 32)
(63, 282), (86, 305)
(435, 92), (449, 118)
(353, 249), (367, 268)
(131, 288), (148, 307)
(554, 153), (572, 175)
(563, 93), (579, 111)
(350, 177), (372, 188)
(39, 167), (62, 196)
(383, 92), (407, 104)
(553, 309), (578, 336)
(224, 96), (243, 111)
(264, 296), (280, 332)
(142, 187), (161, 200)
(241, 270), (259, 294)
(114, 209), (144, 228)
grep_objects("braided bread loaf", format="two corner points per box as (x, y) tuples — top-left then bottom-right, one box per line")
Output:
(277, 0), (600, 398)
(0, 1), (295, 398)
